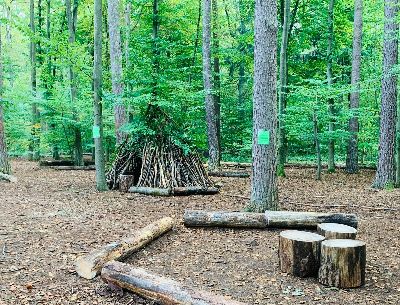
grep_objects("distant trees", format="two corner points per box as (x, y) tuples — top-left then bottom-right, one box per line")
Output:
(248, 0), (278, 212)
(373, 0), (399, 189)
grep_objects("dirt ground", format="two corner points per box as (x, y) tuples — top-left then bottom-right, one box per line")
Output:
(1, 160), (399, 305)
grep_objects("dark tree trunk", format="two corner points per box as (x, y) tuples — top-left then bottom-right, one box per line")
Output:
(247, 0), (278, 212)
(313, 108), (322, 180)
(203, 0), (221, 172)
(108, 0), (127, 145)
(327, 0), (335, 173)
(278, 0), (291, 177)
(346, 0), (363, 174)
(374, 0), (399, 188)
(93, 0), (108, 191)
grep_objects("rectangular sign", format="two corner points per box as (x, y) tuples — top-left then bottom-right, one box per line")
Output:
(93, 125), (100, 139)
(258, 129), (270, 145)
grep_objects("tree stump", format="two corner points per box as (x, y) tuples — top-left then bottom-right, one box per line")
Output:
(279, 230), (325, 277)
(119, 174), (135, 192)
(317, 223), (357, 239)
(318, 239), (366, 288)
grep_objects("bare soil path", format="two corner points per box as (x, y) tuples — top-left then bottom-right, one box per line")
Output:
(1, 160), (399, 304)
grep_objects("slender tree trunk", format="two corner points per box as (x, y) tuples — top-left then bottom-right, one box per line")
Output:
(124, 2), (131, 73)
(212, 0), (221, 160)
(278, 0), (291, 178)
(29, 0), (40, 161)
(189, 0), (201, 85)
(374, 0), (399, 189)
(108, 0), (127, 145)
(248, 0), (278, 212)
(346, 0), (363, 174)
(327, 0), (335, 173)
(152, 0), (160, 101)
(396, 101), (400, 186)
(237, 0), (246, 120)
(313, 108), (322, 180)
(203, 0), (220, 172)
(93, 0), (108, 191)
(0, 26), (11, 175)
(5, 2), (12, 43)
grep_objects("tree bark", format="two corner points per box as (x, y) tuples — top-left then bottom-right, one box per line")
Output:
(313, 108), (322, 180)
(93, 0), (108, 191)
(278, 0), (291, 178)
(212, 0), (221, 160)
(237, 0), (246, 120)
(374, 0), (399, 189)
(346, 0), (363, 174)
(317, 223), (357, 239)
(0, 26), (11, 175)
(101, 261), (247, 305)
(108, 0), (127, 145)
(248, 0), (278, 212)
(327, 0), (335, 173)
(203, 0), (221, 172)
(76, 217), (174, 279)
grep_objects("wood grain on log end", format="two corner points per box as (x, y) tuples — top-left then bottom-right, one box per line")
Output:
(279, 230), (325, 277)
(317, 223), (357, 239)
(318, 239), (366, 288)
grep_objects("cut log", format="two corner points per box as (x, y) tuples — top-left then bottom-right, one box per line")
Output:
(0, 173), (17, 183)
(208, 171), (250, 178)
(184, 210), (267, 228)
(279, 230), (325, 277)
(75, 217), (174, 279)
(48, 165), (96, 171)
(318, 239), (366, 288)
(184, 210), (358, 229)
(101, 261), (247, 305)
(172, 187), (219, 196)
(128, 187), (172, 196)
(266, 210), (358, 229)
(317, 223), (357, 239)
(119, 174), (135, 192)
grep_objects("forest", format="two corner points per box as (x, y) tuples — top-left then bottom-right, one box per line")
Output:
(0, 0), (400, 304)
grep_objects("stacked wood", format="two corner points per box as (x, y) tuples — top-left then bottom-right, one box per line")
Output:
(101, 261), (247, 305)
(265, 210), (358, 229)
(317, 223), (357, 239)
(279, 230), (325, 277)
(119, 174), (136, 192)
(0, 172), (17, 182)
(208, 171), (250, 178)
(75, 217), (174, 279)
(318, 239), (366, 288)
(184, 210), (358, 229)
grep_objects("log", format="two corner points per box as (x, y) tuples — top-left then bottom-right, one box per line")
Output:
(128, 187), (172, 196)
(184, 210), (358, 229)
(75, 217), (174, 279)
(40, 160), (95, 166)
(317, 223), (357, 239)
(279, 230), (325, 277)
(184, 210), (267, 228)
(119, 174), (135, 192)
(265, 210), (358, 229)
(101, 261), (247, 305)
(318, 239), (366, 288)
(172, 187), (219, 196)
(208, 171), (250, 178)
(48, 165), (96, 171)
(0, 173), (17, 183)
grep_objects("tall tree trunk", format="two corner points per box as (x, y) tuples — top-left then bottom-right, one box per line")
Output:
(346, 0), (363, 174)
(248, 0), (278, 212)
(124, 2), (131, 73)
(0, 26), (11, 175)
(66, 0), (83, 166)
(189, 0), (201, 85)
(212, 0), (221, 161)
(373, 0), (399, 189)
(152, 0), (160, 101)
(277, 0), (291, 178)
(313, 108), (322, 180)
(29, 0), (40, 161)
(327, 0), (335, 173)
(108, 0), (127, 145)
(203, 0), (220, 172)
(5, 1), (12, 43)
(93, 0), (108, 191)
(237, 0), (246, 120)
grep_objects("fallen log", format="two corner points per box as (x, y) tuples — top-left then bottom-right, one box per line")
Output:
(128, 187), (220, 196)
(40, 160), (95, 166)
(75, 217), (174, 279)
(0, 173), (17, 183)
(48, 165), (96, 171)
(128, 187), (172, 196)
(184, 210), (267, 228)
(184, 210), (358, 229)
(101, 261), (247, 305)
(208, 171), (250, 178)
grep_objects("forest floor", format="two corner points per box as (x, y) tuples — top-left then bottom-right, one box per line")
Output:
(1, 159), (399, 305)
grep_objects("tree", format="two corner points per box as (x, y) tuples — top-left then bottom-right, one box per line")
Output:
(0, 25), (11, 175)
(373, 0), (399, 189)
(93, 0), (108, 191)
(107, 0), (127, 145)
(346, 0), (363, 174)
(212, 0), (221, 162)
(278, 0), (291, 177)
(248, 0), (278, 212)
(203, 0), (220, 172)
